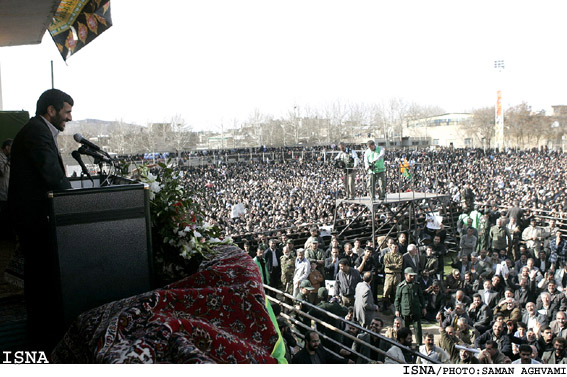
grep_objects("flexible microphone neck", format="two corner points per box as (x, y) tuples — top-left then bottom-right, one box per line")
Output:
(72, 150), (93, 183)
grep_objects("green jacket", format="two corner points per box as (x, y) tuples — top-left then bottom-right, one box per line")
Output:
(394, 280), (425, 317)
(364, 147), (385, 173)
(254, 256), (270, 285)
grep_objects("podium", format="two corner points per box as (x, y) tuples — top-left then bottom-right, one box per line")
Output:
(48, 176), (154, 327)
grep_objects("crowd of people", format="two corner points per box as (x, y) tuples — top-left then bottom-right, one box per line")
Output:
(254, 214), (567, 364)
(164, 144), (567, 364)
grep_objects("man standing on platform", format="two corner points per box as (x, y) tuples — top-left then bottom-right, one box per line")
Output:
(8, 89), (74, 353)
(334, 142), (359, 200)
(363, 140), (385, 201)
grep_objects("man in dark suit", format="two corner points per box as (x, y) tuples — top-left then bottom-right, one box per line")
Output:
(402, 244), (424, 276)
(478, 280), (499, 309)
(292, 331), (352, 364)
(264, 238), (283, 289)
(8, 89), (74, 353)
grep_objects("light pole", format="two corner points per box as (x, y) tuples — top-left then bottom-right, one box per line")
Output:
(494, 60), (505, 150)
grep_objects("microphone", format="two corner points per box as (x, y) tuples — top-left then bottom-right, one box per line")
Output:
(74, 133), (108, 155)
(72, 150), (93, 183)
(78, 145), (113, 164)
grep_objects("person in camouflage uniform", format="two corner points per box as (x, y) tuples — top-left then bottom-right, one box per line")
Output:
(280, 244), (296, 296)
(383, 243), (403, 311)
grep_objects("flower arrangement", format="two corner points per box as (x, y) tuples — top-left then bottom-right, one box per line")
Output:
(136, 161), (231, 284)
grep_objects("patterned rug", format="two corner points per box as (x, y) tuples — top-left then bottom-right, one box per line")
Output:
(51, 245), (284, 363)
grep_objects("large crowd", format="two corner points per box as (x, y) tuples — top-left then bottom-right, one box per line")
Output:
(150, 145), (567, 364)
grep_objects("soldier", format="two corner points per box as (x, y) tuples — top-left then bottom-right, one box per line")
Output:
(383, 243), (403, 312)
(280, 244), (296, 296)
(394, 267), (426, 345)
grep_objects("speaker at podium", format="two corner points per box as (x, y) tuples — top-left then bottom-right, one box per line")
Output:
(48, 175), (154, 327)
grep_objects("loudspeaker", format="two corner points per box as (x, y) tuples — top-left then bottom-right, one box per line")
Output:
(48, 183), (153, 327)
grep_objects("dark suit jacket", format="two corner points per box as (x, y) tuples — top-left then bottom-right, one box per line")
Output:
(292, 346), (348, 364)
(8, 116), (71, 225)
(264, 247), (282, 273)
(402, 252), (424, 274)
(478, 289), (499, 309)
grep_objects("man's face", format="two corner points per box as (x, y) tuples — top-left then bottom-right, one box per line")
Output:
(543, 329), (553, 341)
(297, 250), (304, 260)
(283, 247), (290, 257)
(370, 320), (383, 335)
(549, 282), (557, 293)
(459, 349), (470, 361)
(344, 244), (352, 254)
(368, 143), (376, 151)
(557, 313), (566, 328)
(434, 236), (441, 245)
(331, 249), (339, 258)
(473, 296), (482, 306)
(554, 340), (565, 355)
(269, 240), (276, 249)
(307, 333), (321, 351)
(256, 248), (264, 258)
(391, 244), (399, 254)
(339, 263), (349, 273)
(526, 302), (535, 313)
(485, 344), (497, 357)
(519, 350), (532, 363)
(402, 333), (413, 346)
(394, 319), (402, 329)
(484, 281), (492, 291)
(49, 102), (73, 131)
(492, 276), (500, 287)
(405, 273), (415, 283)
(399, 234), (407, 243)
(425, 336), (434, 349)
(493, 323), (503, 336)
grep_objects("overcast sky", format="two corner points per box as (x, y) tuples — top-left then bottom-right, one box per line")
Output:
(1, 0), (566, 131)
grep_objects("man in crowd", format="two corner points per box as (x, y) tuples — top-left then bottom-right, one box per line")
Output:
(417, 333), (450, 364)
(354, 271), (379, 328)
(383, 242), (403, 312)
(384, 327), (415, 364)
(335, 258), (362, 306)
(293, 249), (311, 297)
(292, 331), (353, 364)
(394, 267), (426, 345)
(363, 140), (385, 201)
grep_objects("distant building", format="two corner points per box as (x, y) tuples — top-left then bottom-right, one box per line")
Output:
(404, 113), (476, 148)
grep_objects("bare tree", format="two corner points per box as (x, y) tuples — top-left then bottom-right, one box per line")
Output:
(470, 106), (495, 148)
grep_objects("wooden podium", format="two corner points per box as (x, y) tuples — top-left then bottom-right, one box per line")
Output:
(48, 176), (154, 327)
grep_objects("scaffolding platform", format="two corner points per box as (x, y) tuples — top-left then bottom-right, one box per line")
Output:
(333, 191), (454, 246)
(337, 192), (449, 208)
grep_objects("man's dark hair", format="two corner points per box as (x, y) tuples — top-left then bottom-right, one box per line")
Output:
(2, 139), (12, 149)
(518, 344), (532, 354)
(554, 337), (567, 347)
(472, 293), (482, 300)
(484, 339), (496, 348)
(397, 327), (412, 342)
(338, 258), (349, 266)
(306, 330), (319, 343)
(36, 89), (74, 116)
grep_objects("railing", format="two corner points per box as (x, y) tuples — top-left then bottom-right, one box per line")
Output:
(264, 284), (440, 364)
